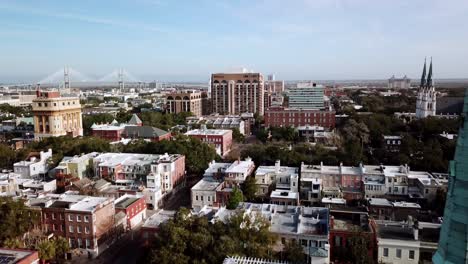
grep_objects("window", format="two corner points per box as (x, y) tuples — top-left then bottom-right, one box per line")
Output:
(76, 215), (81, 222)
(85, 226), (90, 234)
(396, 249), (402, 258)
(86, 239), (91, 249)
(44, 213), (48, 219)
(196, 195), (198, 201)
(69, 225), (74, 233)
(52, 213), (56, 220)
(84, 215), (90, 222)
(77, 226), (81, 233)
(52, 224), (56, 231)
(383, 248), (389, 257)
(409, 250), (415, 259)
(69, 214), (73, 221)
(281, 237), (286, 244)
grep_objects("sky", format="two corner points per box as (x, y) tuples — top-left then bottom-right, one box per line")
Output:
(1, 0), (468, 83)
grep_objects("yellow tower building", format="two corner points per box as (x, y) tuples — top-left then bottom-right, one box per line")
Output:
(32, 91), (83, 140)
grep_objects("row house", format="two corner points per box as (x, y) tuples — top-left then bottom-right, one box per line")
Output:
(376, 220), (441, 264)
(13, 149), (52, 179)
(211, 203), (331, 264)
(114, 194), (147, 230)
(186, 115), (250, 135)
(190, 158), (254, 211)
(254, 160), (299, 205)
(301, 162), (446, 204)
(27, 194), (115, 258)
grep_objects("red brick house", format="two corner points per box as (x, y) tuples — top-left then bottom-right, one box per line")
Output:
(264, 106), (335, 129)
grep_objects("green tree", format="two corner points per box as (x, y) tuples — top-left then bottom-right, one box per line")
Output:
(53, 237), (70, 263)
(231, 128), (245, 143)
(226, 187), (244, 209)
(37, 240), (55, 263)
(241, 176), (259, 202)
(0, 144), (17, 169)
(284, 241), (306, 264)
(0, 197), (40, 246)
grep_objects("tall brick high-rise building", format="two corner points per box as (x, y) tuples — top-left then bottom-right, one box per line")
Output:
(211, 72), (265, 115)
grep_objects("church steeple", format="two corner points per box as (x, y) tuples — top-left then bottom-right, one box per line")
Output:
(427, 57), (433, 87)
(420, 57), (427, 87)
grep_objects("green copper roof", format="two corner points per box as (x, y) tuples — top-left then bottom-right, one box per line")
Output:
(433, 89), (468, 264)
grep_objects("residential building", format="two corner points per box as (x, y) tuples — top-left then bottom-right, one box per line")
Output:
(13, 149), (52, 178)
(32, 91), (83, 140)
(264, 106), (335, 129)
(433, 91), (468, 264)
(187, 114), (253, 135)
(254, 160), (299, 205)
(114, 194), (147, 230)
(185, 128), (233, 156)
(224, 158), (255, 186)
(166, 90), (202, 117)
(211, 72), (265, 115)
(0, 248), (39, 264)
(212, 203), (330, 264)
(388, 75), (411, 89)
(28, 194), (115, 257)
(141, 210), (175, 244)
(329, 211), (377, 263)
(55, 152), (99, 180)
(93, 153), (185, 194)
(416, 58), (436, 119)
(288, 82), (325, 110)
(377, 220), (441, 264)
(191, 177), (224, 210)
(301, 162), (446, 204)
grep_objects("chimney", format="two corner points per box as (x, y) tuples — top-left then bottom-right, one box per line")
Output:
(330, 215), (335, 229)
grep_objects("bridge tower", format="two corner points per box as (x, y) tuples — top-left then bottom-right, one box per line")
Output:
(118, 68), (125, 92)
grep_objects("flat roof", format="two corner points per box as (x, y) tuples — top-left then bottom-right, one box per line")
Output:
(115, 196), (140, 209)
(143, 210), (175, 228)
(185, 128), (231, 136)
(270, 190), (298, 200)
(368, 198), (393, 207)
(191, 178), (222, 191)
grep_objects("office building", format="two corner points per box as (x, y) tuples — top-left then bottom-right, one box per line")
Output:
(166, 90), (202, 117)
(288, 82), (325, 110)
(32, 91), (83, 140)
(211, 72), (265, 115)
(264, 106), (335, 129)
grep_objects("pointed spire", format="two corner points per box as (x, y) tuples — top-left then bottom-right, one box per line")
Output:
(427, 57), (433, 87)
(420, 57), (427, 87)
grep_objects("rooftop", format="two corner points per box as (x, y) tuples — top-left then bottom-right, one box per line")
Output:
(185, 128), (232, 136)
(270, 190), (298, 200)
(115, 195), (141, 209)
(0, 248), (38, 263)
(368, 198), (393, 207)
(143, 210), (175, 229)
(191, 178), (223, 191)
(226, 158), (254, 174)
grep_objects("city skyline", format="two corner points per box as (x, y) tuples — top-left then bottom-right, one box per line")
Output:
(1, 0), (468, 82)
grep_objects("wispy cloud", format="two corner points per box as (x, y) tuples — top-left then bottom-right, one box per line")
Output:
(0, 2), (168, 33)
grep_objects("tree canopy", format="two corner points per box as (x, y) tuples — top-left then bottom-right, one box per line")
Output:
(146, 208), (277, 264)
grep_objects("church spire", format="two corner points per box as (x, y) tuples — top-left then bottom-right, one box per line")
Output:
(420, 57), (427, 87)
(427, 57), (433, 87)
